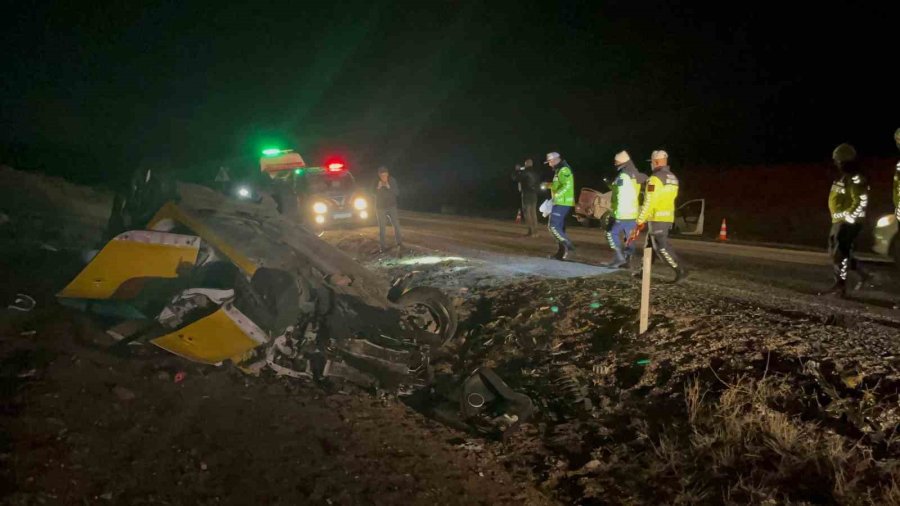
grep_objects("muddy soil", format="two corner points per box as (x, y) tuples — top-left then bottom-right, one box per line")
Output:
(334, 232), (900, 504)
(0, 248), (550, 505)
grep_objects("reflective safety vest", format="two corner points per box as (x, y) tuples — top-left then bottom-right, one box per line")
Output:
(828, 172), (869, 224)
(551, 163), (575, 206)
(637, 166), (679, 224)
(611, 172), (640, 219)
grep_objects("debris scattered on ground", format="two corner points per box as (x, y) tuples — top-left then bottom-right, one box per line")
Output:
(7, 293), (35, 312)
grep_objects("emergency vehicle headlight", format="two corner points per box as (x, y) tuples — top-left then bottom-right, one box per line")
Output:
(313, 202), (328, 214)
(237, 186), (251, 198)
(353, 197), (367, 210)
(876, 215), (895, 228)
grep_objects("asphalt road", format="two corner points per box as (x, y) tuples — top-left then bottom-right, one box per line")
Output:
(351, 211), (900, 308)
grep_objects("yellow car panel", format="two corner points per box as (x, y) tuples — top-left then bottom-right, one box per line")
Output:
(148, 202), (259, 277)
(151, 304), (268, 365)
(57, 231), (200, 300)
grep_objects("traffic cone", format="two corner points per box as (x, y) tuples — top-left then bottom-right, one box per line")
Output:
(717, 218), (728, 241)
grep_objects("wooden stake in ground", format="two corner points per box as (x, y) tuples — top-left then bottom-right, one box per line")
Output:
(639, 246), (652, 334)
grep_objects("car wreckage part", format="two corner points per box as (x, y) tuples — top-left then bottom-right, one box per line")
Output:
(61, 182), (460, 403)
(58, 231), (200, 300)
(394, 286), (458, 346)
(151, 297), (268, 365)
(460, 367), (534, 440)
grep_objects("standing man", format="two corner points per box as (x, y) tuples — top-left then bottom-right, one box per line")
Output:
(542, 152), (575, 260)
(605, 150), (646, 268)
(821, 143), (869, 297)
(374, 166), (403, 253)
(635, 150), (687, 282)
(512, 158), (541, 236)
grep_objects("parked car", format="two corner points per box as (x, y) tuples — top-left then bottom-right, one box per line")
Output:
(872, 214), (899, 270)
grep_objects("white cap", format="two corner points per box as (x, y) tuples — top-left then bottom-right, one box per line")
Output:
(544, 152), (561, 164)
(614, 151), (631, 165)
(650, 150), (669, 161)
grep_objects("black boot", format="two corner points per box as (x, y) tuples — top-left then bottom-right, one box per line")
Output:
(561, 243), (572, 261)
(672, 267), (689, 284)
(604, 251), (628, 269)
(548, 243), (564, 260)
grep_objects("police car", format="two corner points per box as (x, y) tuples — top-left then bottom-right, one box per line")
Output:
(259, 149), (372, 234)
(872, 213), (899, 269)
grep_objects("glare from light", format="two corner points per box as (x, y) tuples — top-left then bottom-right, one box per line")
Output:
(396, 256), (466, 265)
(876, 215), (895, 228)
(328, 162), (344, 171)
(354, 197), (367, 210)
(262, 148), (282, 156)
(359, 210), (368, 219)
(313, 202), (328, 214)
(314, 215), (325, 224)
(294, 168), (304, 175)
(237, 186), (250, 198)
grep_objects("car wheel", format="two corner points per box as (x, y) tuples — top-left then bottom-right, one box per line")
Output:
(395, 286), (458, 346)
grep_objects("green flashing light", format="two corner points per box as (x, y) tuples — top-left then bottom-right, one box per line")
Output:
(262, 148), (282, 156)
(294, 168), (304, 175)
(590, 302), (601, 309)
(550, 306), (559, 313)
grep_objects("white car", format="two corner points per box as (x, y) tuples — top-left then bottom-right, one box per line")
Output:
(873, 214), (899, 269)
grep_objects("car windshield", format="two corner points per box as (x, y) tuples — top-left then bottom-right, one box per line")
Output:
(303, 172), (354, 193)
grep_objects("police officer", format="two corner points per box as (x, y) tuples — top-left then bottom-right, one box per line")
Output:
(821, 143), (869, 297)
(605, 150), (646, 268)
(635, 150), (687, 282)
(542, 152), (575, 260)
(512, 158), (541, 236)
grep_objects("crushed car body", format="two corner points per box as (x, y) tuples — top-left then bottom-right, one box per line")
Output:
(57, 178), (532, 438)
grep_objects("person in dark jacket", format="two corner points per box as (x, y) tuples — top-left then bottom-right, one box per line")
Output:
(375, 166), (403, 252)
(512, 158), (541, 236)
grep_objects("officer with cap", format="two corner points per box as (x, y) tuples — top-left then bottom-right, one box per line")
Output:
(605, 150), (646, 268)
(541, 152), (575, 259)
(634, 150), (687, 282)
(821, 143), (869, 297)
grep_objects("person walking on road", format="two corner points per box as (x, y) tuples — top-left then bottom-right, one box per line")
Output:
(634, 150), (687, 282)
(605, 150), (646, 268)
(374, 166), (403, 253)
(820, 143), (869, 297)
(512, 158), (541, 236)
(542, 152), (575, 260)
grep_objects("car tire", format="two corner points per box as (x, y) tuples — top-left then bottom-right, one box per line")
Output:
(395, 286), (458, 346)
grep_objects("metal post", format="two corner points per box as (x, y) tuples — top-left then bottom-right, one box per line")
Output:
(639, 246), (652, 334)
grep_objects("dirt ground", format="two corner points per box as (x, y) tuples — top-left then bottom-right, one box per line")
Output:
(0, 248), (551, 505)
(2, 168), (900, 505)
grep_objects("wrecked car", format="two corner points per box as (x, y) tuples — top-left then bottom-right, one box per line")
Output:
(58, 178), (531, 439)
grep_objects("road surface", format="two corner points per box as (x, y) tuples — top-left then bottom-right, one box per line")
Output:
(336, 211), (900, 309)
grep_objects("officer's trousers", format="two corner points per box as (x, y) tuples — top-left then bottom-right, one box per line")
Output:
(828, 222), (862, 282)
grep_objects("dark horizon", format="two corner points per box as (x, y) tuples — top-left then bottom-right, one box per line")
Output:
(2, 1), (898, 188)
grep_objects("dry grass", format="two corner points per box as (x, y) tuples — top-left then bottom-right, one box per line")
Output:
(586, 376), (900, 504)
(682, 376), (900, 505)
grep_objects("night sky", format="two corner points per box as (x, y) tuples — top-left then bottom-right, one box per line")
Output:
(2, 1), (897, 207)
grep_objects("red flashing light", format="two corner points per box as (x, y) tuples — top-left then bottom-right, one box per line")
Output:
(327, 162), (345, 172)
